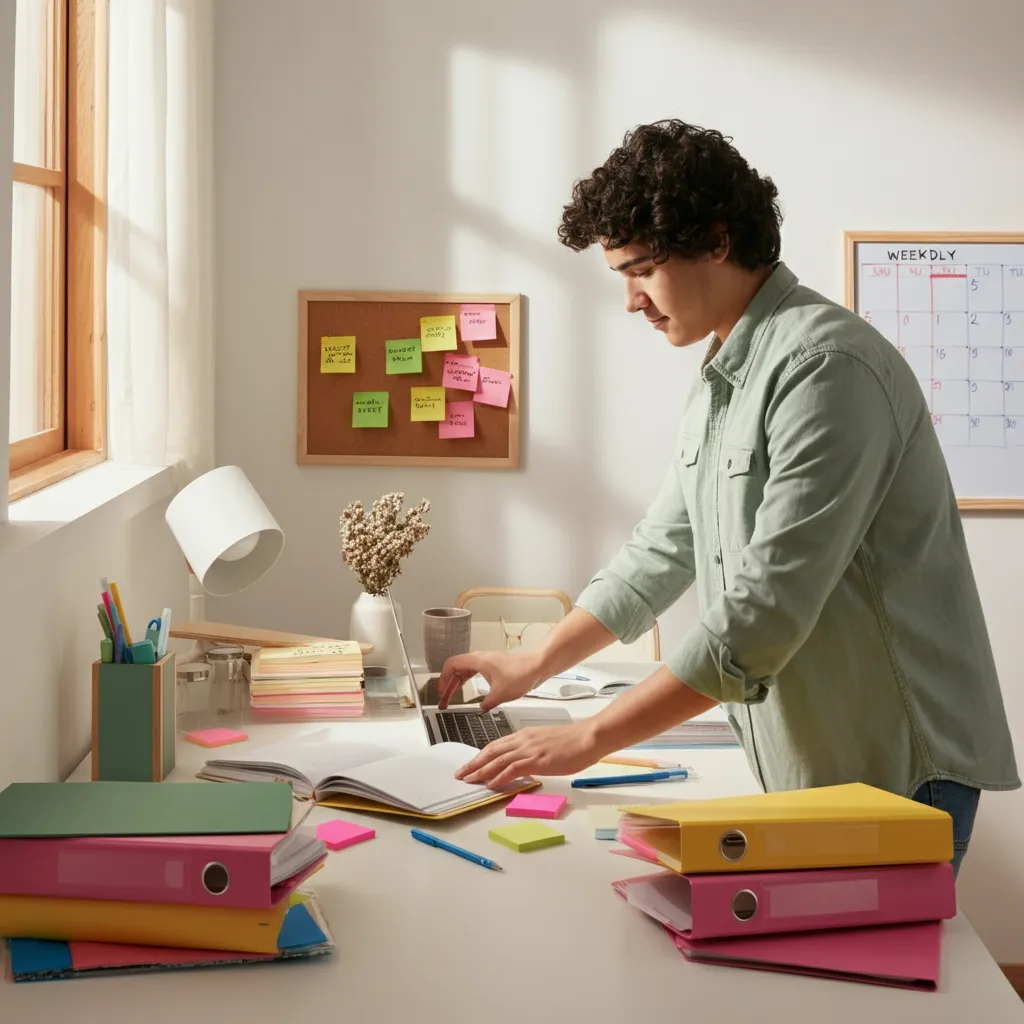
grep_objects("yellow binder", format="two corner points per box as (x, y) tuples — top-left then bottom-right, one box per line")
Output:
(0, 893), (288, 953)
(619, 782), (953, 874)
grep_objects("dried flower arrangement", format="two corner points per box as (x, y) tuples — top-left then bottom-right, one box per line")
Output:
(339, 492), (431, 596)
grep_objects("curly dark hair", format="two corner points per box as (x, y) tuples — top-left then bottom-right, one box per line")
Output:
(558, 120), (782, 270)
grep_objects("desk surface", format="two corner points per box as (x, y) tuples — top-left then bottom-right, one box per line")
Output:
(4, 690), (1023, 1023)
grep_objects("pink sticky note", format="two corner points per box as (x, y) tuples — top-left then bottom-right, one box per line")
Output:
(441, 353), (480, 391)
(505, 793), (567, 819)
(182, 728), (248, 748)
(439, 400), (475, 439)
(316, 819), (376, 851)
(473, 367), (511, 408)
(459, 303), (496, 341)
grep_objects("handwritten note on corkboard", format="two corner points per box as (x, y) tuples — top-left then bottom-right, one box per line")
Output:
(298, 291), (520, 468)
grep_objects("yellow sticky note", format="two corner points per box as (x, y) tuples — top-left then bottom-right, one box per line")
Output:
(420, 315), (457, 352)
(321, 336), (356, 373)
(410, 386), (446, 422)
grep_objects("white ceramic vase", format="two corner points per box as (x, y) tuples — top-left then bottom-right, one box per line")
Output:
(349, 591), (405, 676)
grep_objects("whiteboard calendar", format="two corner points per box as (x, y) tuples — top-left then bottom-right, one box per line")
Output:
(846, 233), (1024, 508)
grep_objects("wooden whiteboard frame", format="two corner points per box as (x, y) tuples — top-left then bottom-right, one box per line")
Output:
(297, 290), (521, 468)
(844, 231), (1024, 512)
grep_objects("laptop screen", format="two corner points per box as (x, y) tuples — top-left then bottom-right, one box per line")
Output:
(386, 589), (426, 717)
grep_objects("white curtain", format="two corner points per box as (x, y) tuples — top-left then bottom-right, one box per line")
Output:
(106, 0), (214, 478)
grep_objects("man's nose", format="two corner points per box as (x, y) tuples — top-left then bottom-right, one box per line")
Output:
(625, 283), (649, 314)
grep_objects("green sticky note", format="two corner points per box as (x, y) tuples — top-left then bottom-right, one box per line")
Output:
(386, 338), (423, 375)
(488, 821), (565, 852)
(321, 336), (356, 373)
(352, 391), (389, 428)
(410, 386), (445, 422)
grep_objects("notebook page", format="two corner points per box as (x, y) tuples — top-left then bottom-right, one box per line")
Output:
(204, 733), (398, 799)
(317, 742), (507, 813)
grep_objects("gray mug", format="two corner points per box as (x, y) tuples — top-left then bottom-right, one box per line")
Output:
(423, 607), (472, 672)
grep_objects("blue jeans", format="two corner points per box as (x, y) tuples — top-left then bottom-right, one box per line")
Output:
(910, 779), (980, 878)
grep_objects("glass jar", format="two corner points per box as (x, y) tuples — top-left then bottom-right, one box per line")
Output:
(175, 661), (211, 734)
(206, 645), (247, 728)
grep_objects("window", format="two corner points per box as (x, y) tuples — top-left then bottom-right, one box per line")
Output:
(9, 0), (107, 501)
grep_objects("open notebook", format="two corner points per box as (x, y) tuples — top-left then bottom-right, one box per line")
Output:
(197, 730), (537, 819)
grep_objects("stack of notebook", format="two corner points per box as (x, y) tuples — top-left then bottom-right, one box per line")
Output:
(611, 782), (956, 991)
(248, 640), (365, 720)
(0, 780), (336, 982)
(628, 704), (739, 749)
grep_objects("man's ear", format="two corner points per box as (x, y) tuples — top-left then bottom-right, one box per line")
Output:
(711, 225), (730, 263)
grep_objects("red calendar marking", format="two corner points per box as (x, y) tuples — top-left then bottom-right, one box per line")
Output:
(930, 272), (966, 278)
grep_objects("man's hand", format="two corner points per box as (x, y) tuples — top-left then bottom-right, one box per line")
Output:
(437, 649), (541, 711)
(454, 722), (600, 788)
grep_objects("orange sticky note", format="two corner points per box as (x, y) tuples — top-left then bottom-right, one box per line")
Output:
(439, 400), (475, 439)
(410, 386), (446, 421)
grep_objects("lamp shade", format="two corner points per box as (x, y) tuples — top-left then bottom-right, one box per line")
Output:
(165, 465), (285, 596)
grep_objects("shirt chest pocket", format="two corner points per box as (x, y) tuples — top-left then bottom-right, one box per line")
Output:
(676, 436), (701, 514)
(719, 445), (760, 552)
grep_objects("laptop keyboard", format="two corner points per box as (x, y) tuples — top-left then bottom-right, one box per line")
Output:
(435, 710), (513, 749)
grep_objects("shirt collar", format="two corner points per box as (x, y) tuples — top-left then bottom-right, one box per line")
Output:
(704, 261), (798, 387)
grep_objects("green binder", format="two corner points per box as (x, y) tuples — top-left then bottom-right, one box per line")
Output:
(0, 781), (294, 838)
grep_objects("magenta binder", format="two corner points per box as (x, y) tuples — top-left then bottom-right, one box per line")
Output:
(614, 861), (955, 939)
(613, 879), (944, 991)
(0, 833), (326, 909)
(667, 920), (943, 991)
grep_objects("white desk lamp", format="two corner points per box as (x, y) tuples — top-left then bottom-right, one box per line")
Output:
(164, 465), (285, 661)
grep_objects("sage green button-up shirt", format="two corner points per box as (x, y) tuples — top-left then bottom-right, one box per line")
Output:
(577, 262), (1020, 798)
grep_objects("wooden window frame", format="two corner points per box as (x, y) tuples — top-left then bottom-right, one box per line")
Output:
(9, 0), (107, 503)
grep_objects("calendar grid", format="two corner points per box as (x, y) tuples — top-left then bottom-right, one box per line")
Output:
(858, 260), (1024, 448)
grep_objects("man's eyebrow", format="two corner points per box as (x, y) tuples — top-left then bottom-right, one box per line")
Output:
(610, 254), (654, 272)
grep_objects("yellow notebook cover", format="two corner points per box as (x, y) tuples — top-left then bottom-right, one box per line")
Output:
(619, 782), (953, 874)
(0, 893), (287, 954)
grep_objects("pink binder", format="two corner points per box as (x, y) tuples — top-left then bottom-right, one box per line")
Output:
(667, 920), (943, 991)
(612, 879), (944, 991)
(614, 861), (955, 939)
(0, 833), (326, 909)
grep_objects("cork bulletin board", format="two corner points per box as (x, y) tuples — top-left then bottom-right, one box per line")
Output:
(298, 290), (521, 468)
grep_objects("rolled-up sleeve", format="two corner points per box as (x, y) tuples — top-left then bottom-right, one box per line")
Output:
(668, 351), (905, 704)
(575, 455), (696, 642)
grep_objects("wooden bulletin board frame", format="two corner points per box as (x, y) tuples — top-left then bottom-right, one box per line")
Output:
(844, 231), (1024, 511)
(298, 290), (520, 468)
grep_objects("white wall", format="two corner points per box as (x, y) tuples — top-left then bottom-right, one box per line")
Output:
(0, 1), (189, 787)
(212, 0), (1024, 960)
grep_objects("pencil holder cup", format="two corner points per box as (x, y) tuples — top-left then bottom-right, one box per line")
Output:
(91, 653), (176, 782)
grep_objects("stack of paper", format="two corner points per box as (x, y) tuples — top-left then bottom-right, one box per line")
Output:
(627, 704), (738, 748)
(0, 781), (336, 980)
(611, 782), (956, 990)
(248, 640), (365, 720)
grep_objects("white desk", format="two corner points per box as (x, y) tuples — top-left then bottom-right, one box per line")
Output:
(3, 692), (1023, 1023)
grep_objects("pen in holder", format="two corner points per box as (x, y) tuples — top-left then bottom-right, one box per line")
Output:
(91, 653), (176, 782)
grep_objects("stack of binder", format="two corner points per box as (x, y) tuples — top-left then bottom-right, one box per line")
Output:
(0, 780), (335, 982)
(248, 640), (365, 720)
(612, 782), (956, 991)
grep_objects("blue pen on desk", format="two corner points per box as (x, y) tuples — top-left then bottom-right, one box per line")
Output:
(410, 828), (503, 871)
(571, 768), (690, 789)
(552, 673), (589, 682)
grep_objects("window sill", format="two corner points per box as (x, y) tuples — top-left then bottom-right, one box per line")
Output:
(0, 459), (178, 573)
(8, 449), (108, 503)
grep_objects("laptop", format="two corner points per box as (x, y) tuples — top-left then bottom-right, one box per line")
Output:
(387, 591), (573, 749)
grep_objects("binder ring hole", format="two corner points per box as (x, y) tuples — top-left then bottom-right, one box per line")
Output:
(202, 861), (230, 895)
(731, 889), (758, 921)
(719, 829), (747, 861)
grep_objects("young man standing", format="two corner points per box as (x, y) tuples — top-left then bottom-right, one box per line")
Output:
(438, 120), (1018, 874)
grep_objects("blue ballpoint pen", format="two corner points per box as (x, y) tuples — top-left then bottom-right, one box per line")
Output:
(571, 768), (690, 788)
(410, 828), (503, 871)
